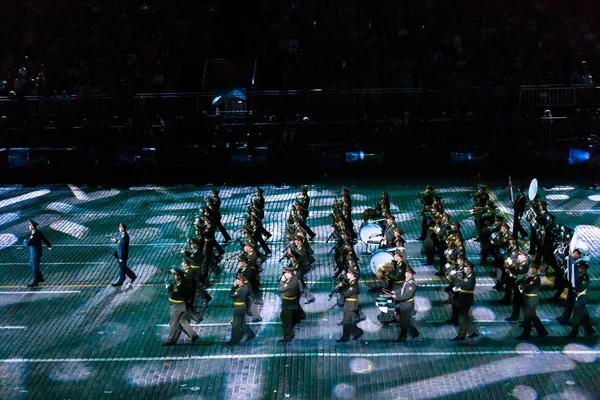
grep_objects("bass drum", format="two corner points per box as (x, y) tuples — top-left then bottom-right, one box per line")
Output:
(369, 247), (408, 275)
(359, 221), (384, 245)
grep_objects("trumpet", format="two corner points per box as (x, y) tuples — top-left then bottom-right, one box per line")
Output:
(466, 206), (486, 215)
(416, 191), (428, 198)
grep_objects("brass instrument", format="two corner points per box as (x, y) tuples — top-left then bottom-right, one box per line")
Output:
(416, 191), (428, 198)
(419, 205), (431, 216)
(467, 192), (479, 199)
(375, 262), (395, 282)
(466, 206), (485, 215)
(446, 234), (456, 249)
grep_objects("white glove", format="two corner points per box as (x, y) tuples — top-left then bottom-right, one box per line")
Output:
(119, 259), (123, 262)
(452, 287), (460, 292)
(444, 250), (450, 256)
(445, 263), (451, 269)
(449, 270), (457, 276)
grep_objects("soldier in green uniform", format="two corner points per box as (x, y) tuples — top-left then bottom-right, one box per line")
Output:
(446, 254), (467, 324)
(278, 264), (301, 343)
(516, 263), (549, 339)
(299, 185), (310, 209)
(381, 214), (398, 248)
(452, 261), (479, 341)
(226, 272), (256, 346)
(504, 248), (530, 321)
(566, 261), (596, 338)
(336, 266), (364, 342)
(254, 187), (266, 220)
(392, 266), (419, 342)
(162, 267), (199, 347)
(237, 254), (262, 322)
(181, 255), (204, 322)
(185, 238), (212, 304)
(416, 184), (434, 241)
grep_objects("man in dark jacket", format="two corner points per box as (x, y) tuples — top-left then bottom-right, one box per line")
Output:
(111, 223), (137, 287)
(25, 219), (52, 288)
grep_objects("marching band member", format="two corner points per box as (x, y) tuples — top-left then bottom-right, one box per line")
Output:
(470, 184), (489, 239)
(204, 197), (231, 243)
(556, 249), (583, 325)
(445, 254), (467, 324)
(236, 254), (262, 322)
(565, 261), (596, 338)
(254, 187), (265, 220)
(336, 265), (364, 342)
(375, 191), (391, 217)
(226, 271), (256, 346)
(299, 185), (310, 210)
(381, 214), (398, 248)
(451, 261), (480, 341)
(512, 185), (528, 240)
(503, 248), (530, 321)
(391, 266), (419, 342)
(516, 263), (548, 340)
(278, 264), (302, 343)
(162, 267), (198, 347)
(416, 185), (435, 240)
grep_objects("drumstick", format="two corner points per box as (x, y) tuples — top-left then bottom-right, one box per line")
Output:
(382, 288), (394, 295)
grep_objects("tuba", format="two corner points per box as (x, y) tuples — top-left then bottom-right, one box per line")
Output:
(446, 234), (456, 250)
(375, 262), (395, 282)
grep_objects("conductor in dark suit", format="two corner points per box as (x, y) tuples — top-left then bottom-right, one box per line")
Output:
(111, 223), (137, 286)
(26, 219), (52, 287)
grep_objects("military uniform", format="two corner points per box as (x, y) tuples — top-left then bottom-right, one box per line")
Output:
(394, 274), (419, 341)
(454, 270), (479, 340)
(417, 189), (434, 240)
(517, 272), (548, 339)
(238, 258), (263, 320)
(164, 273), (198, 345)
(382, 220), (398, 248)
(567, 268), (595, 337)
(278, 272), (301, 342)
(181, 261), (204, 322)
(228, 279), (255, 345)
(200, 222), (223, 277)
(338, 275), (364, 341)
(512, 189), (528, 239)
(254, 189), (265, 220)
(504, 250), (529, 319)
(204, 201), (231, 242)
(185, 244), (212, 302)
(25, 220), (52, 286)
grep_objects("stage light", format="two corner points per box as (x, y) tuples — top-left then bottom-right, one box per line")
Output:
(511, 385), (538, 400)
(332, 383), (356, 399)
(0, 189), (50, 208)
(0, 212), (19, 226)
(563, 343), (597, 363)
(146, 216), (178, 224)
(568, 148), (590, 165)
(0, 233), (18, 249)
(546, 194), (569, 200)
(50, 220), (90, 240)
(450, 152), (472, 164)
(349, 358), (374, 374)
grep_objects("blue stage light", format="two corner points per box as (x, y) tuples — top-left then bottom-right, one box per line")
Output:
(450, 152), (472, 164)
(568, 149), (590, 165)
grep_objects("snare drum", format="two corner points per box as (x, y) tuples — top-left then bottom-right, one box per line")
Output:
(369, 249), (394, 275)
(359, 221), (384, 245)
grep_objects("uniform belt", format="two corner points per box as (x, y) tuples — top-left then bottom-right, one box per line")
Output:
(460, 290), (474, 293)
(397, 298), (414, 302)
(394, 280), (405, 283)
(191, 265), (201, 269)
(344, 298), (357, 301)
(524, 293), (538, 297)
(282, 295), (297, 300)
(169, 298), (184, 303)
(233, 301), (245, 306)
(577, 291), (587, 296)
